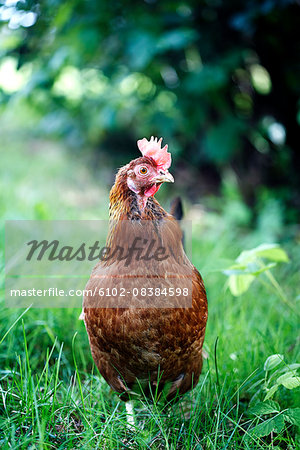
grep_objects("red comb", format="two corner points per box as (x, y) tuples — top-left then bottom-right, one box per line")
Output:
(137, 136), (171, 170)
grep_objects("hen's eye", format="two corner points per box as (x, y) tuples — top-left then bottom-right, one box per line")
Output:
(139, 166), (148, 175)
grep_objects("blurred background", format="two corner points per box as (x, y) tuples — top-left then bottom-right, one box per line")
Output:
(0, 2), (300, 446)
(0, 0), (299, 231)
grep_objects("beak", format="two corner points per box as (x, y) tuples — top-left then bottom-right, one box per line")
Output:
(152, 171), (174, 183)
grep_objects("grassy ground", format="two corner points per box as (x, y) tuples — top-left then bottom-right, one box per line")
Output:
(0, 135), (299, 449)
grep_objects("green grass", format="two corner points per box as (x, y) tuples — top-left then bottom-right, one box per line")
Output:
(0, 135), (299, 448)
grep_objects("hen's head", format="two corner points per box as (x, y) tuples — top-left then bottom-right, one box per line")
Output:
(126, 136), (174, 198)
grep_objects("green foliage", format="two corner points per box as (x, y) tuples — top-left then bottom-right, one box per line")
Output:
(0, 0), (299, 218)
(264, 354), (284, 372)
(224, 243), (289, 295)
(262, 355), (300, 401)
(246, 355), (300, 440)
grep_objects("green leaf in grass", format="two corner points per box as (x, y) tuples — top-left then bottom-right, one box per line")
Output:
(228, 274), (255, 296)
(264, 384), (279, 401)
(276, 371), (299, 385)
(249, 400), (280, 416)
(237, 244), (289, 264)
(264, 354), (284, 371)
(250, 414), (285, 437)
(283, 408), (300, 426)
(280, 376), (300, 389)
(285, 363), (300, 370)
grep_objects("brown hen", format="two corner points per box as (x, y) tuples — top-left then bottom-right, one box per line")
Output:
(83, 137), (207, 401)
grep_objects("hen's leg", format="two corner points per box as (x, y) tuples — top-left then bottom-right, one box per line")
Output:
(125, 401), (135, 428)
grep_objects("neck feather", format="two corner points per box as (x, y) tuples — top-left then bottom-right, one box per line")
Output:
(109, 170), (167, 221)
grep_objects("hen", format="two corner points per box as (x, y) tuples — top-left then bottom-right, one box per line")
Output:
(83, 137), (207, 401)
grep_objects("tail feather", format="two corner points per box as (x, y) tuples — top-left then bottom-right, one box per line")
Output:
(170, 197), (185, 249)
(170, 196), (184, 221)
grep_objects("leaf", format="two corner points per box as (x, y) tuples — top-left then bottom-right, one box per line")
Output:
(237, 244), (289, 264)
(276, 371), (299, 385)
(228, 274), (255, 296)
(250, 414), (284, 437)
(273, 414), (285, 433)
(283, 408), (300, 426)
(264, 354), (284, 371)
(249, 401), (280, 416)
(250, 418), (275, 437)
(280, 377), (300, 389)
(264, 384), (279, 401)
(253, 244), (289, 263)
(286, 363), (300, 370)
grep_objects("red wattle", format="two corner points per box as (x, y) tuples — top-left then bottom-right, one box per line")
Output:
(144, 184), (161, 197)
